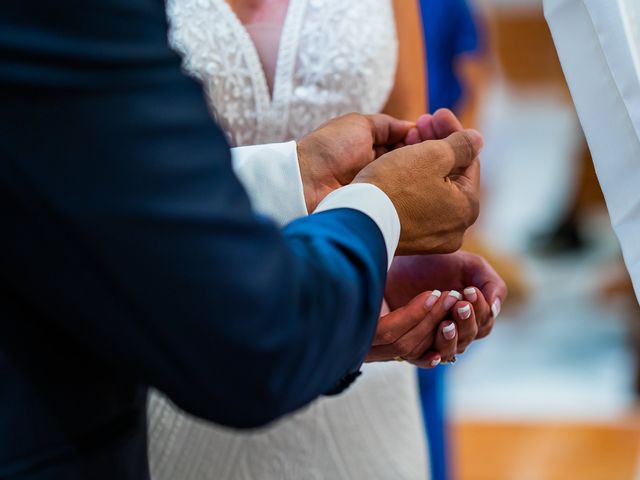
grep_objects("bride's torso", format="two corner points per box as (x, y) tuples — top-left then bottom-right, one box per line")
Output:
(149, 2), (429, 479)
(168, 0), (398, 146)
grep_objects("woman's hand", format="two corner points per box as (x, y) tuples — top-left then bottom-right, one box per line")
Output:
(386, 251), (507, 340)
(367, 290), (477, 367)
(403, 108), (465, 146)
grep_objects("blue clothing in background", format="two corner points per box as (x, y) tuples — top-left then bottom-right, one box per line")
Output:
(418, 1), (481, 480)
(421, 0), (480, 113)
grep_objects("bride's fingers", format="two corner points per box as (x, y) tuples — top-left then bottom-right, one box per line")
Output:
(366, 114), (415, 148)
(465, 287), (493, 339)
(415, 113), (436, 141)
(432, 108), (464, 139)
(412, 349), (443, 369)
(452, 300), (477, 354)
(407, 109), (464, 144)
(371, 290), (438, 346)
(371, 290), (458, 361)
(403, 126), (421, 146)
(431, 320), (458, 363)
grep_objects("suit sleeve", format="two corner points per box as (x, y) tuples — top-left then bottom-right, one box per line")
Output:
(0, 1), (390, 428)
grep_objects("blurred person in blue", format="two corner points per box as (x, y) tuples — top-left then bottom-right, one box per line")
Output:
(418, 1), (483, 479)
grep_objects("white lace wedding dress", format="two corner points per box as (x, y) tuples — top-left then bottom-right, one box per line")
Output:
(147, 1), (429, 478)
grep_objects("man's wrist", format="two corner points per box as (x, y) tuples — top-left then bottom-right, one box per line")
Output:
(296, 140), (342, 213)
(296, 141), (319, 213)
(314, 184), (401, 269)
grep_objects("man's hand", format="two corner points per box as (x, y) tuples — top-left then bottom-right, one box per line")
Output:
(353, 129), (483, 254)
(386, 251), (508, 341)
(297, 113), (414, 212)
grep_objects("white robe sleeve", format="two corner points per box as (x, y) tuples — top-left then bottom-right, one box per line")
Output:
(545, 0), (640, 303)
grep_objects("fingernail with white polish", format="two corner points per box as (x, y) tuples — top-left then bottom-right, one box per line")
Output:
(463, 287), (478, 303)
(443, 322), (456, 340)
(431, 357), (441, 368)
(425, 290), (442, 310)
(491, 299), (502, 318)
(457, 304), (472, 320)
(443, 290), (462, 310)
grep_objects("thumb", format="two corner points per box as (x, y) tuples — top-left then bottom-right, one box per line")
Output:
(372, 291), (434, 346)
(442, 129), (484, 174)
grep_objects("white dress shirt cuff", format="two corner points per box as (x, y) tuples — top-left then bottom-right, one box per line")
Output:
(231, 141), (308, 226)
(314, 184), (400, 269)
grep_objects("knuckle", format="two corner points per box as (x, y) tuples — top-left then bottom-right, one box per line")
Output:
(380, 330), (396, 345)
(406, 343), (427, 361)
(399, 342), (415, 359)
(459, 329), (478, 346)
(404, 351), (421, 362)
(429, 141), (450, 161)
(443, 234), (464, 253)
(396, 340), (414, 358)
(459, 132), (475, 160)
(477, 321), (493, 339)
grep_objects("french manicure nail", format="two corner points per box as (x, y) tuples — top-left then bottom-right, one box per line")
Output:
(431, 357), (441, 367)
(425, 290), (442, 310)
(463, 287), (478, 303)
(457, 304), (472, 320)
(443, 322), (456, 340)
(443, 290), (462, 310)
(491, 299), (502, 318)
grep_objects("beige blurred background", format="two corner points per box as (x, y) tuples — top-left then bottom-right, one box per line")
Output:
(446, 0), (640, 478)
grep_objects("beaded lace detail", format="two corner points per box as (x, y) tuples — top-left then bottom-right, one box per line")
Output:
(168, 0), (398, 146)
(151, 3), (428, 480)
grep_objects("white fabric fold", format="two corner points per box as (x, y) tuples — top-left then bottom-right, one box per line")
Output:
(545, 0), (640, 303)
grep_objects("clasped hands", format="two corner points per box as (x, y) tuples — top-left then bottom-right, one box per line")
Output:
(297, 109), (507, 367)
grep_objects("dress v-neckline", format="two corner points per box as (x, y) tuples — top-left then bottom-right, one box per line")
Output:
(218, 0), (306, 121)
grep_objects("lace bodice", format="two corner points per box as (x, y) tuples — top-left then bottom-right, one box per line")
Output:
(148, 2), (428, 479)
(168, 0), (398, 146)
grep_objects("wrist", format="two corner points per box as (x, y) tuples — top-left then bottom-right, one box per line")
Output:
(297, 141), (342, 212)
(296, 141), (320, 212)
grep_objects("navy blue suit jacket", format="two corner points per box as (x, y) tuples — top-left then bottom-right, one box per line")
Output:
(0, 1), (388, 478)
